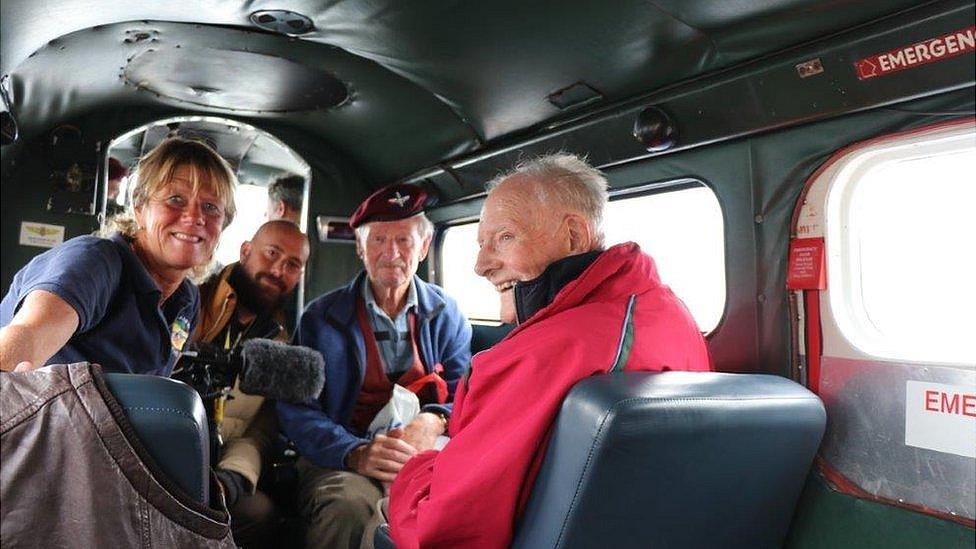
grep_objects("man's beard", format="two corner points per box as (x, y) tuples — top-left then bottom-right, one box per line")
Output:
(229, 263), (289, 317)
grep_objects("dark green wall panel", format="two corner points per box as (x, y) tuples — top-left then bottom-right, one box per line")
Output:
(787, 474), (974, 549)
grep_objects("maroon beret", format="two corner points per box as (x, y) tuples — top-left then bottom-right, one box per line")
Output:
(349, 183), (428, 229)
(108, 158), (128, 180)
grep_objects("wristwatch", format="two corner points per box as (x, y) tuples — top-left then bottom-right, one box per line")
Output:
(431, 411), (449, 431)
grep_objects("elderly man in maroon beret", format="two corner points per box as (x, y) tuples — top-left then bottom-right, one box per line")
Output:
(277, 183), (471, 549)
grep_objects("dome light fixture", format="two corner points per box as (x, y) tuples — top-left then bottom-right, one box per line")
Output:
(633, 105), (677, 153)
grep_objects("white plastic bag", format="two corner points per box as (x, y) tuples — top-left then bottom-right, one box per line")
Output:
(367, 384), (420, 439)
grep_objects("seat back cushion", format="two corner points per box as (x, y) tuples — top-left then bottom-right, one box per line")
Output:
(103, 373), (211, 504)
(513, 371), (826, 549)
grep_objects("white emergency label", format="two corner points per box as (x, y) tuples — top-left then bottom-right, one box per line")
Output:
(905, 380), (976, 458)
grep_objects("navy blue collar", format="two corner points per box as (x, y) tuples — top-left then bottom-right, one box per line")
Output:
(110, 232), (160, 296)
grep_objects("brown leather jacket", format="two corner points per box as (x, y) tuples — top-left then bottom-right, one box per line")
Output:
(0, 363), (235, 548)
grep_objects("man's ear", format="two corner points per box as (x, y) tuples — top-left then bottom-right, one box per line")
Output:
(266, 199), (284, 220)
(418, 233), (433, 262)
(564, 213), (594, 254)
(240, 240), (252, 262)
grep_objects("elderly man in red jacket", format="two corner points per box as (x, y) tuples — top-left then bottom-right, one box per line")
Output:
(386, 153), (712, 549)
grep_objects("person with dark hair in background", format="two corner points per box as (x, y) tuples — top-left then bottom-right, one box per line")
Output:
(0, 137), (237, 374)
(184, 219), (310, 548)
(277, 183), (471, 549)
(267, 174), (305, 225)
(386, 154), (712, 549)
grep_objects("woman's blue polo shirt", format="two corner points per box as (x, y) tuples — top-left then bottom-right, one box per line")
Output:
(0, 233), (199, 376)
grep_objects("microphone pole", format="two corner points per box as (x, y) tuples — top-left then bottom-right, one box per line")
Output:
(213, 318), (282, 442)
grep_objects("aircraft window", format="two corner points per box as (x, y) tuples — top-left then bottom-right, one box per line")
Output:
(439, 183), (726, 332)
(440, 222), (500, 323)
(214, 184), (269, 266)
(826, 129), (976, 366)
(604, 185), (725, 332)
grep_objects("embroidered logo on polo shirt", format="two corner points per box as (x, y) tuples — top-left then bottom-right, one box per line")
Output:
(171, 316), (190, 351)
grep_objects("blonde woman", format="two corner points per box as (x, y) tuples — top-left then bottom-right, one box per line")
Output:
(0, 137), (237, 374)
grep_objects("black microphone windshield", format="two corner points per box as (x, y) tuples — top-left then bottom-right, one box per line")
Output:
(239, 339), (325, 403)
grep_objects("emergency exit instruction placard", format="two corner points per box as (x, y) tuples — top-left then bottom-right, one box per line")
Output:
(905, 380), (976, 458)
(787, 237), (826, 290)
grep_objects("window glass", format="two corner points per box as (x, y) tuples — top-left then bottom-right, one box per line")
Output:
(440, 222), (499, 322)
(439, 183), (726, 331)
(214, 184), (268, 266)
(829, 138), (976, 365)
(603, 186), (725, 331)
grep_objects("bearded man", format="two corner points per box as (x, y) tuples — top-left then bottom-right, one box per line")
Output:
(189, 219), (309, 547)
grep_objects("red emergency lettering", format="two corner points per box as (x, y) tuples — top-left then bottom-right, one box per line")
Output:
(924, 389), (976, 417)
(856, 26), (976, 80)
(964, 395), (976, 418)
(940, 392), (960, 414)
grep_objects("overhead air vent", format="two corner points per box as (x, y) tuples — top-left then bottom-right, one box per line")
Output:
(124, 46), (348, 113)
(249, 10), (315, 36)
(547, 82), (603, 111)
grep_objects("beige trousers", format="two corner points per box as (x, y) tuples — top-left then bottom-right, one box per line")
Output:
(296, 458), (385, 549)
(359, 497), (390, 549)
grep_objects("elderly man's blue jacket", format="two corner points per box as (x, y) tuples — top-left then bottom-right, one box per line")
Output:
(277, 272), (472, 470)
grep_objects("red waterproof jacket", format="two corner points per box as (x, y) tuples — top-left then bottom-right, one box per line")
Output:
(389, 243), (711, 548)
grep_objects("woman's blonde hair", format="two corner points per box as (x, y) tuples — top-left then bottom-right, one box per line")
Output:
(103, 137), (238, 281)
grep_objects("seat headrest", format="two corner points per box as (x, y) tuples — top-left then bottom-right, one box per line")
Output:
(513, 371), (826, 549)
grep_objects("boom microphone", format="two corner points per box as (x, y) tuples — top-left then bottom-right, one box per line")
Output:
(238, 339), (325, 403)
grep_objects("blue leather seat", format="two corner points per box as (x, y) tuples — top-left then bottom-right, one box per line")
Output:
(512, 371), (826, 548)
(375, 371), (825, 548)
(103, 373), (211, 505)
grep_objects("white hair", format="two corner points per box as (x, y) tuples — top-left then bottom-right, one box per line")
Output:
(486, 153), (608, 246)
(353, 212), (433, 242)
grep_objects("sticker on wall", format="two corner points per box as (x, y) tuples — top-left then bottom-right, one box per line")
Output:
(855, 26), (975, 80)
(905, 380), (976, 458)
(19, 221), (65, 248)
(787, 237), (827, 290)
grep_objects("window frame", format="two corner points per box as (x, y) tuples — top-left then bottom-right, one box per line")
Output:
(823, 122), (976, 367)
